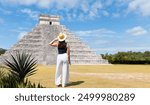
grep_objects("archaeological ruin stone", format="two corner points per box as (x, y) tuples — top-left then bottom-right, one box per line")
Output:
(0, 14), (108, 65)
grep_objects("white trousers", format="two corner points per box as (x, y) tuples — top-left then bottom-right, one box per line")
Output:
(55, 53), (69, 87)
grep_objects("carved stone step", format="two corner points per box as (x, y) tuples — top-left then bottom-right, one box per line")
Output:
(71, 59), (108, 64)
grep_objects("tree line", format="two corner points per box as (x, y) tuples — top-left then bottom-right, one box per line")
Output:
(0, 48), (6, 55)
(101, 51), (150, 64)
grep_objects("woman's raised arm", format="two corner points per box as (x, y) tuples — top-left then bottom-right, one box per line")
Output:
(49, 38), (58, 47)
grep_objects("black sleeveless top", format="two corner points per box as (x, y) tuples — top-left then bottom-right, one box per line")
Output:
(58, 41), (67, 54)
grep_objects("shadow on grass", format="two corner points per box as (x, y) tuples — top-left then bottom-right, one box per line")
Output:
(67, 81), (84, 87)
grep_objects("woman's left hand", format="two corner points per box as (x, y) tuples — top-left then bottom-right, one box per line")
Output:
(68, 61), (71, 65)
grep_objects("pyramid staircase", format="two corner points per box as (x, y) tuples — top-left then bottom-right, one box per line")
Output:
(0, 15), (108, 65)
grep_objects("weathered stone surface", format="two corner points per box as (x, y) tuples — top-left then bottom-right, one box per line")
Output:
(0, 14), (108, 65)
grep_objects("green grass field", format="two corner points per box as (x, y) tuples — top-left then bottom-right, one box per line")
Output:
(28, 65), (150, 88)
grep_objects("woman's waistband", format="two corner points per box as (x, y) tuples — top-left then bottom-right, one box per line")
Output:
(58, 53), (67, 55)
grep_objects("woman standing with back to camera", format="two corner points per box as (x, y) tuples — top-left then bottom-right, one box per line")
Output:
(49, 33), (71, 87)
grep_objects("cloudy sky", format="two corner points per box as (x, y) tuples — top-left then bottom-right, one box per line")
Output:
(0, 0), (150, 54)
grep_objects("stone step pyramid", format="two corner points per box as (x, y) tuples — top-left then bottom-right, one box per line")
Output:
(0, 14), (108, 65)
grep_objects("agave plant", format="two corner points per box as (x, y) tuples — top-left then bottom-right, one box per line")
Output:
(17, 79), (44, 88)
(3, 52), (37, 83)
(0, 66), (5, 79)
(0, 74), (44, 88)
(0, 74), (19, 88)
(0, 66), (5, 86)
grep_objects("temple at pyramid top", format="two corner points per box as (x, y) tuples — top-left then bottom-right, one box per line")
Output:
(39, 14), (60, 25)
(0, 14), (109, 65)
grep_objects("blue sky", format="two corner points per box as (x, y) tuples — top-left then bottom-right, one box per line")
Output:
(0, 0), (150, 54)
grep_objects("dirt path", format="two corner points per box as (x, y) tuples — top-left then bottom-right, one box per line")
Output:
(70, 72), (150, 82)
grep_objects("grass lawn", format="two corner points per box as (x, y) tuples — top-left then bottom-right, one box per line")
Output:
(28, 65), (150, 88)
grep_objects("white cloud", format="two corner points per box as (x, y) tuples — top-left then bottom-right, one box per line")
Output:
(0, 44), (5, 49)
(11, 27), (29, 33)
(112, 13), (120, 18)
(53, 0), (80, 10)
(20, 8), (39, 19)
(76, 28), (115, 37)
(105, 0), (113, 6)
(18, 31), (27, 40)
(81, 1), (89, 13)
(0, 0), (103, 20)
(126, 26), (148, 36)
(0, 7), (12, 14)
(0, 0), (79, 9)
(128, 0), (150, 16)
(102, 10), (109, 17)
(2, 0), (149, 20)
(77, 13), (85, 21)
(0, 0), (36, 6)
(94, 46), (150, 54)
(75, 28), (115, 54)
(93, 40), (109, 45)
(58, 0), (103, 20)
(10, 27), (29, 40)
(18, 0), (37, 6)
(88, 0), (102, 18)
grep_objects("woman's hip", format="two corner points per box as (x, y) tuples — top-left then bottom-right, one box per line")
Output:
(57, 53), (68, 60)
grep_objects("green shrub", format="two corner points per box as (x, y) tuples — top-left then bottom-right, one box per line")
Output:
(102, 51), (150, 64)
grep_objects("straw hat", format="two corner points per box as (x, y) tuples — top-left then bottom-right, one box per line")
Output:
(57, 33), (67, 42)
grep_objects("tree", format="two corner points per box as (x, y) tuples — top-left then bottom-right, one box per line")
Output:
(102, 51), (150, 64)
(0, 48), (6, 55)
